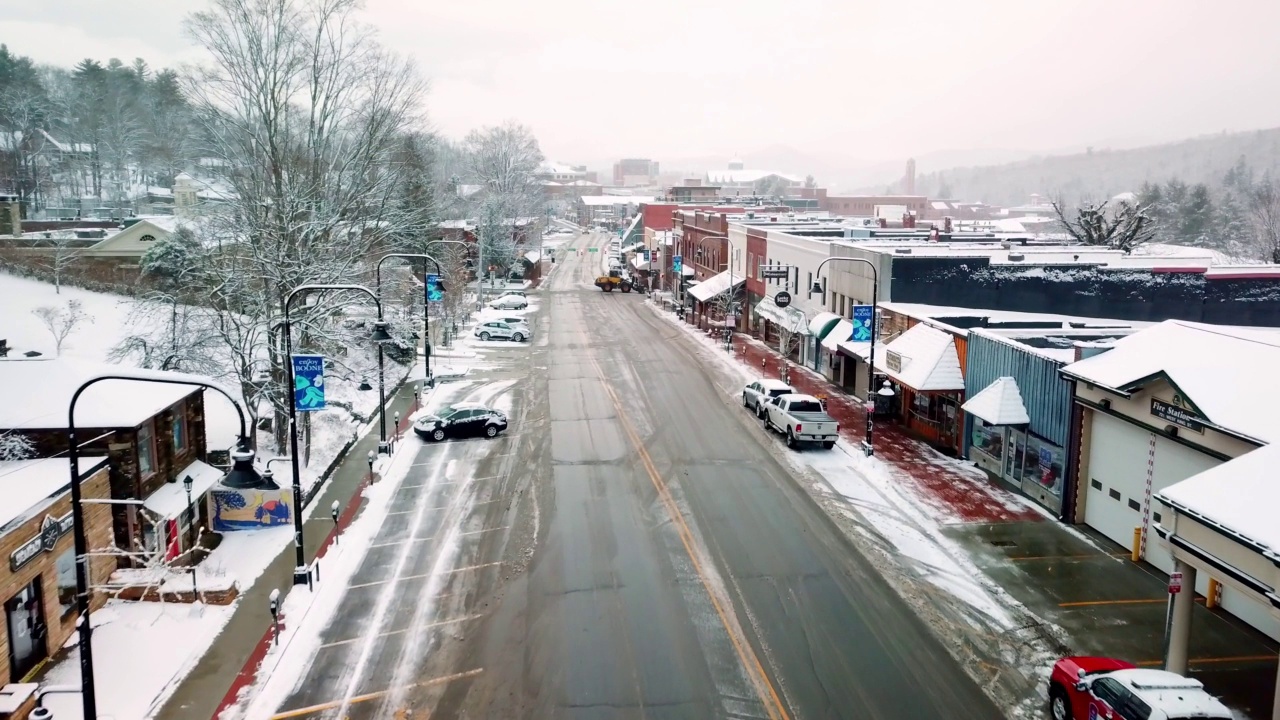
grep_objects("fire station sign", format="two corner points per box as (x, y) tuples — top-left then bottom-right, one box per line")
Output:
(1151, 398), (1204, 433)
(11, 512), (74, 571)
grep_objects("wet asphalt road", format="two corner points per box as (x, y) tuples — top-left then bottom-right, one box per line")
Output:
(269, 232), (1005, 719)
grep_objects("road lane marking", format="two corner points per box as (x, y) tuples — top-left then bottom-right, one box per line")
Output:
(318, 614), (485, 648)
(1009, 552), (1128, 561)
(368, 525), (506, 545)
(1135, 654), (1278, 667)
(348, 562), (504, 589)
(268, 668), (484, 718)
(385, 498), (502, 515)
(588, 354), (791, 720)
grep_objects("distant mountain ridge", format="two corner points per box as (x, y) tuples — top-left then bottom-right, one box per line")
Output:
(908, 127), (1280, 206)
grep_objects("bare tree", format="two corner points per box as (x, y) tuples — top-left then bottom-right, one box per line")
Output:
(35, 234), (82, 292)
(32, 299), (89, 355)
(176, 0), (429, 452)
(1248, 177), (1280, 263)
(463, 122), (544, 288)
(1052, 198), (1156, 254)
(0, 431), (34, 461)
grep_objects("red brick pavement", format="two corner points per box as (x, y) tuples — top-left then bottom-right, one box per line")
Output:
(727, 331), (1043, 525)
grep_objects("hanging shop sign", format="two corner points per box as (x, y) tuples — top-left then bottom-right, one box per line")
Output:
(11, 513), (74, 571)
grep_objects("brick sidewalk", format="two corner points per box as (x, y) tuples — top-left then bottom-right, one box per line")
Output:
(723, 328), (1042, 525)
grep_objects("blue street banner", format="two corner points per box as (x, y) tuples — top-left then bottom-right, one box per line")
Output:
(642, 249), (651, 262)
(292, 355), (326, 412)
(673, 255), (683, 274)
(425, 273), (443, 303)
(850, 305), (874, 342)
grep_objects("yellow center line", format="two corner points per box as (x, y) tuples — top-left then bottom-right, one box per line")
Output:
(1134, 654), (1278, 667)
(268, 667), (484, 719)
(319, 614), (485, 649)
(589, 354), (791, 720)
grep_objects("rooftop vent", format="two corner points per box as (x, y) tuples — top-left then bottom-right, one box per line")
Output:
(1008, 253), (1025, 262)
(893, 247), (913, 255)
(1000, 240), (1012, 249)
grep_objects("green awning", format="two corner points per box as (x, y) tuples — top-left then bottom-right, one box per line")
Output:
(808, 312), (841, 341)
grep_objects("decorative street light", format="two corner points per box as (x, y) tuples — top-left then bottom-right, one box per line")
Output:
(183, 474), (198, 599)
(375, 252), (446, 393)
(284, 283), (388, 585)
(810, 256), (888, 457)
(67, 370), (259, 720)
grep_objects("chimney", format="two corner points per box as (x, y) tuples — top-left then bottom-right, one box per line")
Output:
(905, 158), (916, 195)
(878, 217), (888, 228)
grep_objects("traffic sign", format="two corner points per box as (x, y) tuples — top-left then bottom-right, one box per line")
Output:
(774, 291), (792, 308)
(588, 247), (599, 253)
(1169, 571), (1183, 594)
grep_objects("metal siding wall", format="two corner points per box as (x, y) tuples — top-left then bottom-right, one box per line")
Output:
(964, 334), (1072, 448)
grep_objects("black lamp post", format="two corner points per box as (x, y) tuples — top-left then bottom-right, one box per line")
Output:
(810, 256), (888, 457)
(183, 474), (198, 599)
(375, 252), (446, 393)
(283, 283), (388, 585)
(68, 371), (258, 720)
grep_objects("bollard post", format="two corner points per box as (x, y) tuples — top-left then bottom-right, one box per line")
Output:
(1131, 527), (1142, 562)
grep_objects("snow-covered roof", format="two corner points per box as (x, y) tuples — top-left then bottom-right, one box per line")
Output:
(686, 270), (745, 303)
(143, 460), (225, 520)
(876, 323), (964, 391)
(580, 195), (655, 206)
(0, 358), (204, 431)
(837, 340), (870, 360)
(523, 250), (541, 264)
(706, 169), (802, 185)
(1158, 444), (1280, 557)
(630, 255), (651, 271)
(1061, 320), (1280, 444)
(681, 265), (695, 277)
(0, 456), (108, 532)
(961, 377), (1030, 425)
(1107, 669), (1232, 717)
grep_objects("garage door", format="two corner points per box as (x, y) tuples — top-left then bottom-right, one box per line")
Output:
(1084, 413), (1221, 571)
(1084, 413), (1151, 555)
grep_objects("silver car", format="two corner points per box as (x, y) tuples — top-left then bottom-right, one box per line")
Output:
(474, 320), (529, 342)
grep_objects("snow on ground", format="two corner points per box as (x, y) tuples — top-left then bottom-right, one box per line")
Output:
(41, 601), (236, 720)
(222, 379), (479, 720)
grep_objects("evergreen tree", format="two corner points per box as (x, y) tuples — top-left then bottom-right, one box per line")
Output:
(1176, 183), (1214, 246)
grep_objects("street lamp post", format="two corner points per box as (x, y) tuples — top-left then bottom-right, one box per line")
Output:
(375, 252), (445, 392)
(810, 256), (891, 457)
(183, 474), (198, 599)
(424, 239), (473, 314)
(68, 371), (258, 720)
(284, 283), (389, 584)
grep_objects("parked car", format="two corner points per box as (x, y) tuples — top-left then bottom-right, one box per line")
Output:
(490, 316), (530, 328)
(762, 393), (839, 449)
(488, 294), (528, 310)
(414, 403), (509, 441)
(474, 320), (529, 342)
(1047, 656), (1232, 720)
(742, 379), (795, 417)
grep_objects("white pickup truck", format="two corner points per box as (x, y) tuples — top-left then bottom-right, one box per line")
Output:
(762, 393), (838, 449)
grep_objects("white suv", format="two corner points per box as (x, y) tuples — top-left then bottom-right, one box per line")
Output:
(474, 320), (529, 342)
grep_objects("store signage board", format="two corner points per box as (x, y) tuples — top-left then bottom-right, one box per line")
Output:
(886, 350), (903, 373)
(11, 513), (74, 571)
(1151, 398), (1204, 433)
(774, 291), (792, 308)
(760, 266), (791, 280)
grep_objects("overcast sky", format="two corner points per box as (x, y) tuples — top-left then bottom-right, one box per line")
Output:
(4, 0), (1280, 175)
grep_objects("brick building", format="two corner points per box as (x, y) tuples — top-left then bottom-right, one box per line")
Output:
(0, 458), (114, 683)
(0, 358), (229, 563)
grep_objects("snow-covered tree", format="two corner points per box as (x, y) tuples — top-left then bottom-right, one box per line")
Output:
(174, 0), (429, 450)
(1247, 176), (1280, 263)
(0, 431), (34, 461)
(463, 122), (544, 283)
(31, 298), (89, 355)
(1052, 198), (1155, 254)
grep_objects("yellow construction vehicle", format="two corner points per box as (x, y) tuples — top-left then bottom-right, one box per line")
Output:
(594, 268), (633, 293)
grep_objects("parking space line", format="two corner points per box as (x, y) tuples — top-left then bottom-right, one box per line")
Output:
(369, 526), (510, 548)
(1009, 551), (1130, 562)
(318, 614), (485, 649)
(385, 498), (502, 516)
(348, 562), (503, 590)
(268, 668), (484, 718)
(1134, 654), (1278, 668)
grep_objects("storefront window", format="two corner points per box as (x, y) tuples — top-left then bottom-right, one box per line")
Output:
(970, 418), (1004, 460)
(1023, 434), (1065, 497)
(55, 548), (76, 615)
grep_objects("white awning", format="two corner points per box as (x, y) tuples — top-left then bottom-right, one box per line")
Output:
(681, 265), (695, 277)
(754, 297), (808, 334)
(143, 460), (225, 520)
(874, 324), (964, 391)
(687, 270), (745, 303)
(821, 320), (853, 351)
(837, 340), (870, 360)
(961, 377), (1030, 425)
